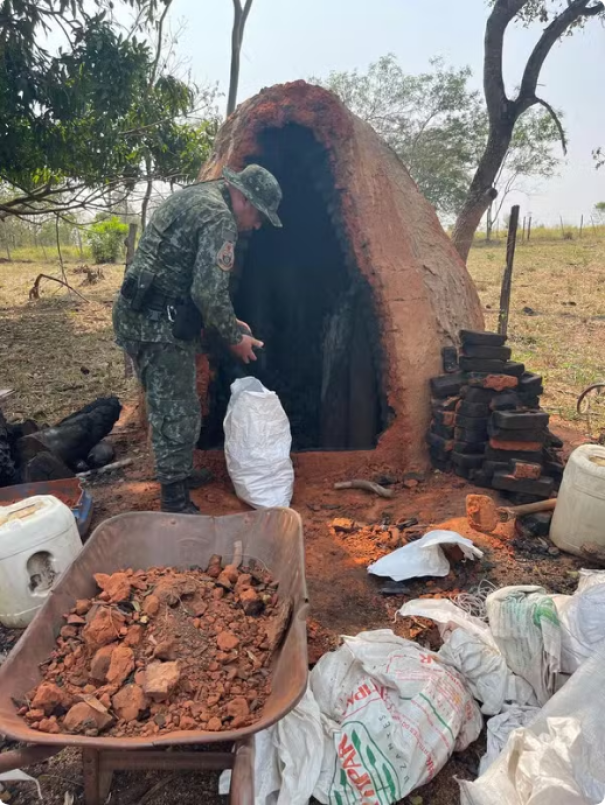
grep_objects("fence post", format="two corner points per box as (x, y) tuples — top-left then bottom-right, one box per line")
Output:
(498, 205), (520, 338)
(579, 214), (584, 238)
(527, 215), (532, 242)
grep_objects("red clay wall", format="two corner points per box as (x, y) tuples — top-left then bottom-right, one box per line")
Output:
(199, 81), (483, 476)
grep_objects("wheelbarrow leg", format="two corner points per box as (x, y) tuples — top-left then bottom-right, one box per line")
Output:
(82, 749), (113, 805)
(229, 737), (255, 805)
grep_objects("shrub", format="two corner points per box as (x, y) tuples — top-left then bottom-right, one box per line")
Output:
(85, 217), (128, 264)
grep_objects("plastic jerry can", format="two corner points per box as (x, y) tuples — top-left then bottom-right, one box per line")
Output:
(0, 495), (83, 628)
(551, 444), (605, 557)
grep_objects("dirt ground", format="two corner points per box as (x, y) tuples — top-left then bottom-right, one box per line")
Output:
(0, 245), (602, 803)
(0, 406), (593, 805)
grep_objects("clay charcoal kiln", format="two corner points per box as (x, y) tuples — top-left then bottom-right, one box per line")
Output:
(198, 81), (483, 470)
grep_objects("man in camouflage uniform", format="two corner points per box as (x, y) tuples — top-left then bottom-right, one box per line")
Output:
(113, 165), (283, 514)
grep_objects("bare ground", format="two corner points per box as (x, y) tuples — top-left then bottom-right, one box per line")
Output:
(0, 239), (603, 804)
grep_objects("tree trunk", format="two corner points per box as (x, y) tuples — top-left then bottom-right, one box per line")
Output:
(141, 156), (153, 232)
(452, 127), (513, 263)
(486, 203), (494, 242)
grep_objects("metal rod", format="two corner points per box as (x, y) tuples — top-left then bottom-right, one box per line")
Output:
(498, 205), (520, 338)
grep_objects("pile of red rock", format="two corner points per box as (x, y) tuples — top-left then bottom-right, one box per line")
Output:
(20, 558), (289, 737)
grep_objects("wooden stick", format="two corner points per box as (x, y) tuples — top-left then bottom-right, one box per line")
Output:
(497, 498), (557, 522)
(77, 458), (134, 479)
(498, 204), (520, 338)
(28, 273), (89, 303)
(334, 480), (395, 499)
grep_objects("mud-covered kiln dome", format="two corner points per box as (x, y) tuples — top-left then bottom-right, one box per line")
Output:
(198, 80), (483, 471)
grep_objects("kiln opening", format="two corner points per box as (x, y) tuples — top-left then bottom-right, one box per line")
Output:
(200, 124), (387, 451)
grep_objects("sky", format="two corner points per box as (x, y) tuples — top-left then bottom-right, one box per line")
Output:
(170, 0), (605, 227)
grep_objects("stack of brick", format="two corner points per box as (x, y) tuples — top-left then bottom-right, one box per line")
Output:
(427, 330), (565, 499)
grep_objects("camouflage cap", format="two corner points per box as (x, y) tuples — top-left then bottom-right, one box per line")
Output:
(223, 164), (283, 228)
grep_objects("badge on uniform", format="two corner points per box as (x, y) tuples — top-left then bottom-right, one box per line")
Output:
(217, 241), (235, 272)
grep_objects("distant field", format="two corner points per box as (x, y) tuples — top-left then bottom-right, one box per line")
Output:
(468, 229), (605, 424)
(1, 229), (604, 428)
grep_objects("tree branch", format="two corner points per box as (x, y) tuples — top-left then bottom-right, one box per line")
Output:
(518, 0), (604, 109)
(533, 96), (567, 154)
(484, 0), (527, 122)
(149, 0), (173, 87)
(242, 0), (254, 26)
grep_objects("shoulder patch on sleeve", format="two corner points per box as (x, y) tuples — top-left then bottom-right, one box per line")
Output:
(217, 240), (235, 272)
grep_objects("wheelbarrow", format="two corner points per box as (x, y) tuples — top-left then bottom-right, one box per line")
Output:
(0, 508), (309, 804)
(0, 477), (94, 537)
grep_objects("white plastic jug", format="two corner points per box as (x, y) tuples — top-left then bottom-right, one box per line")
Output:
(551, 444), (605, 557)
(0, 495), (82, 628)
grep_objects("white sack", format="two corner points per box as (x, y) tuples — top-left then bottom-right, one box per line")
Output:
(218, 688), (324, 805)
(0, 770), (42, 800)
(399, 598), (537, 715)
(367, 530), (483, 582)
(310, 630), (483, 804)
(223, 377), (294, 509)
(479, 705), (541, 775)
(460, 646), (605, 805)
(553, 571), (605, 675)
(486, 586), (561, 705)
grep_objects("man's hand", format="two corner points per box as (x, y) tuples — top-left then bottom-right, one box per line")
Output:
(230, 334), (264, 364)
(236, 318), (252, 336)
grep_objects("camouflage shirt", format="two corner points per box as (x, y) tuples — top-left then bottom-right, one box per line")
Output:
(113, 180), (241, 347)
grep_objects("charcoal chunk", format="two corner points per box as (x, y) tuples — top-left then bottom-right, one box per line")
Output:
(451, 452), (485, 470)
(461, 345), (512, 361)
(427, 432), (453, 452)
(459, 357), (507, 373)
(469, 469), (494, 489)
(460, 386), (497, 402)
(430, 373), (465, 399)
(431, 396), (460, 415)
(453, 440), (487, 455)
(483, 460), (513, 477)
(493, 410), (550, 431)
(460, 330), (507, 346)
(492, 471), (555, 497)
(442, 346), (459, 374)
(488, 421), (547, 442)
(490, 392), (523, 411)
(520, 512), (553, 537)
(455, 425), (489, 443)
(485, 447), (544, 464)
(520, 372), (544, 392)
(431, 422), (455, 439)
(456, 415), (489, 429)
(457, 401), (490, 417)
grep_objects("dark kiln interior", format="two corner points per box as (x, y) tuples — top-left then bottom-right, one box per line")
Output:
(200, 124), (388, 452)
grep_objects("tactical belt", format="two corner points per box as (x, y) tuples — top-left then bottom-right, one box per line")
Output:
(120, 282), (180, 318)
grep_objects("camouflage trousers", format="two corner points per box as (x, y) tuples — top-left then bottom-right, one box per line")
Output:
(122, 340), (200, 485)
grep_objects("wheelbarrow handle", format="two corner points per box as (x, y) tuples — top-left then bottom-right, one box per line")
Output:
(0, 745), (61, 773)
(229, 737), (255, 805)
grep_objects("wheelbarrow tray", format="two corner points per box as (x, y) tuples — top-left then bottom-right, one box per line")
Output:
(0, 477), (94, 537)
(0, 508), (308, 750)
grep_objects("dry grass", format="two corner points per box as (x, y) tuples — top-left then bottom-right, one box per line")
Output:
(468, 233), (605, 422)
(0, 256), (137, 424)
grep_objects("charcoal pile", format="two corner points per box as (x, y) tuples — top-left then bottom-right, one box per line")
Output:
(19, 559), (286, 737)
(428, 330), (565, 500)
(0, 396), (121, 487)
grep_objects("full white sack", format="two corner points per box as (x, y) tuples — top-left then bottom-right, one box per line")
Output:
(224, 377), (294, 509)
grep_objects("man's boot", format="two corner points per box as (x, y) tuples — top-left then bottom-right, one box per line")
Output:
(160, 480), (200, 514)
(187, 468), (213, 489)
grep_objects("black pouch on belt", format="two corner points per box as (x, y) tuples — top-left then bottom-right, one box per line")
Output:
(121, 268), (155, 312)
(171, 299), (204, 341)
